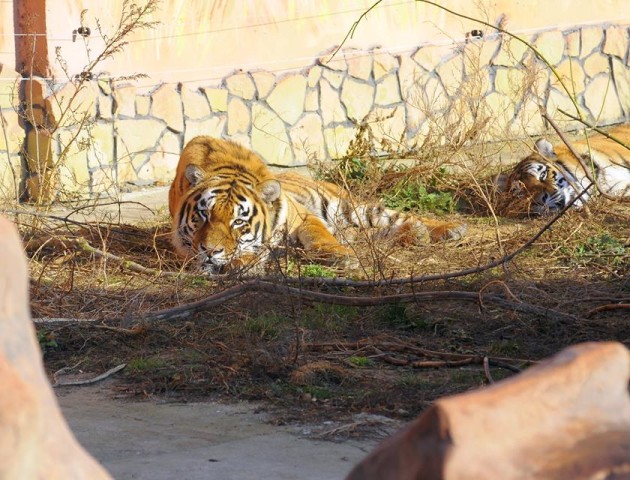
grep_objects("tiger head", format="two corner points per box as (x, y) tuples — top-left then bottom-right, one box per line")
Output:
(497, 138), (584, 215)
(173, 164), (282, 273)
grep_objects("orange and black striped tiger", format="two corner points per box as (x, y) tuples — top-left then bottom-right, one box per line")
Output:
(169, 136), (466, 273)
(497, 124), (630, 214)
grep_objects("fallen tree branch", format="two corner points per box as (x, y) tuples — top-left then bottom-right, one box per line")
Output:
(134, 279), (580, 324)
(483, 356), (495, 384)
(411, 358), (474, 369)
(585, 303), (630, 318)
(306, 339), (536, 367)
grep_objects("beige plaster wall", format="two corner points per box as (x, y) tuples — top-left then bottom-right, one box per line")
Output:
(0, 1), (629, 200)
(35, 0), (630, 87)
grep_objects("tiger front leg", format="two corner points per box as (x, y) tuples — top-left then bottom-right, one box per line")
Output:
(372, 216), (466, 245)
(294, 215), (359, 269)
(420, 217), (467, 242)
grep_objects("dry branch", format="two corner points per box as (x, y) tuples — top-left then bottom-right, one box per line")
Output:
(585, 303), (630, 318)
(52, 364), (126, 387)
(306, 339), (534, 372)
(134, 279), (580, 324)
(411, 358), (473, 369)
(483, 356), (495, 383)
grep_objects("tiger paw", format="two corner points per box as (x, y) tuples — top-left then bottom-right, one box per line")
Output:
(429, 222), (467, 242)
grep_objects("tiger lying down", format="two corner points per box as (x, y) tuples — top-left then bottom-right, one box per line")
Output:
(497, 124), (630, 215)
(169, 136), (466, 274)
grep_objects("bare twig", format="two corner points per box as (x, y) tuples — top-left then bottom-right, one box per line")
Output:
(331, 0), (581, 118)
(53, 363), (126, 387)
(539, 114), (594, 214)
(483, 356), (495, 383)
(307, 339), (535, 370)
(63, 235), (192, 279)
(411, 358), (473, 368)
(585, 303), (630, 318)
(558, 109), (630, 150)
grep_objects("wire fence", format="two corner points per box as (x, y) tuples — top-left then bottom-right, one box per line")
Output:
(0, 0), (628, 88)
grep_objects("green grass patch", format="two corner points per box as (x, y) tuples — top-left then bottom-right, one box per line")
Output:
(304, 304), (359, 332)
(243, 312), (288, 340)
(383, 178), (456, 214)
(127, 356), (170, 373)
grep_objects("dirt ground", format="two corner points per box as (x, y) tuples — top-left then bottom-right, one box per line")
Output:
(57, 382), (380, 479)
(12, 176), (630, 478)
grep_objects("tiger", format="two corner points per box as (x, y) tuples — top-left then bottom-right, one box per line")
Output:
(168, 136), (466, 274)
(496, 124), (630, 214)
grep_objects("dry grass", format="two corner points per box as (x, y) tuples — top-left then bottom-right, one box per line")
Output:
(14, 184), (629, 428)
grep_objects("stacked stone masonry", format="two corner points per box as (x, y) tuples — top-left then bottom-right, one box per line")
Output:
(1, 22), (629, 198)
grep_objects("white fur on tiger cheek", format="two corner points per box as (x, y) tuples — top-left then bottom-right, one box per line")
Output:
(233, 198), (262, 255)
(600, 164), (630, 195)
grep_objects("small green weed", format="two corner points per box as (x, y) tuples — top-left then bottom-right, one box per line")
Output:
(347, 355), (374, 367)
(304, 304), (358, 332)
(37, 330), (58, 351)
(302, 385), (333, 400)
(396, 372), (436, 389)
(188, 276), (210, 287)
(243, 313), (287, 340)
(127, 356), (170, 373)
(568, 233), (627, 267)
(340, 157), (370, 181)
(301, 264), (337, 278)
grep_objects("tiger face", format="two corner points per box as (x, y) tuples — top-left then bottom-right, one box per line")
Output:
(497, 126), (630, 216)
(500, 139), (590, 215)
(174, 164), (281, 273)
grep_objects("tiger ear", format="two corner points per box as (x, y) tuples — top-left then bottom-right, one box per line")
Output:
(258, 179), (281, 203)
(535, 138), (555, 158)
(494, 173), (509, 192)
(185, 165), (204, 186)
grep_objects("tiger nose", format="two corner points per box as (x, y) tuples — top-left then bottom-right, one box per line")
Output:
(203, 246), (224, 258)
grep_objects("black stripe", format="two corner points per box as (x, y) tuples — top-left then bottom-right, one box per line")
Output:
(320, 196), (329, 222)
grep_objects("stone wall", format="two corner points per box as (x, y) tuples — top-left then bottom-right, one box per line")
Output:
(0, 65), (23, 201)
(1, 22), (630, 200)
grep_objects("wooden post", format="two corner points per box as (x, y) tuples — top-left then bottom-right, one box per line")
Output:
(14, 0), (56, 203)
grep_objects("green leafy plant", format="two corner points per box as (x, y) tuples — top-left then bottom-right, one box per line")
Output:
(37, 330), (58, 350)
(383, 178), (455, 214)
(569, 234), (627, 267)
